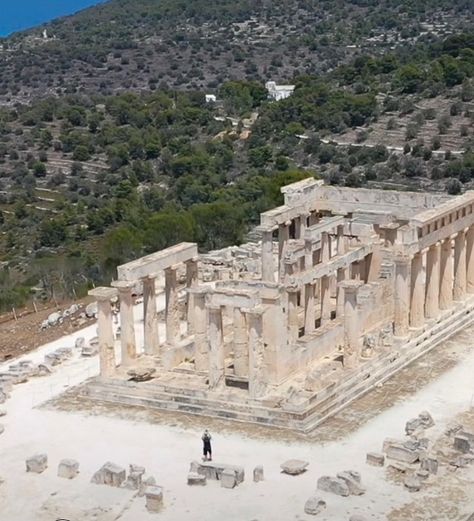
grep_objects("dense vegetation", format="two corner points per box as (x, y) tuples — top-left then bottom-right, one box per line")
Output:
(0, 0), (472, 311)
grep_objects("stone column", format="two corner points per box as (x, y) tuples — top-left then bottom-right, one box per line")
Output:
(336, 225), (346, 256)
(112, 281), (137, 365)
(336, 267), (349, 317)
(394, 255), (410, 337)
(261, 229), (275, 282)
(208, 305), (225, 389)
(192, 289), (208, 372)
(246, 307), (266, 399)
(294, 216), (301, 239)
(165, 266), (179, 346)
(304, 239), (313, 270)
(439, 238), (453, 310)
(142, 276), (159, 355)
(367, 241), (382, 282)
(233, 307), (248, 377)
(299, 213), (308, 239)
(287, 288), (299, 343)
(304, 282), (315, 334)
(453, 230), (467, 301)
(278, 222), (290, 281)
(340, 280), (363, 368)
(466, 226), (474, 293)
(425, 242), (440, 319)
(321, 232), (330, 263)
(89, 287), (117, 378)
(409, 252), (424, 328)
(185, 258), (199, 334)
(320, 275), (331, 325)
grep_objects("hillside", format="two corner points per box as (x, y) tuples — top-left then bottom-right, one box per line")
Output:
(0, 0), (472, 312)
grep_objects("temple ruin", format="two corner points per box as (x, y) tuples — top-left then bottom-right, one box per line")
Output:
(85, 179), (474, 433)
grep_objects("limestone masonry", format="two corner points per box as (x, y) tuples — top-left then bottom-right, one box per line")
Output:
(85, 179), (474, 433)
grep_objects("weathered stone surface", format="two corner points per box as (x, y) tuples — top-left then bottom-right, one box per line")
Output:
(187, 472), (206, 486)
(0, 389), (7, 404)
(36, 363), (53, 376)
(145, 485), (163, 512)
(304, 496), (326, 516)
(75, 337), (85, 349)
(220, 468), (237, 489)
(253, 465), (264, 482)
(405, 418), (422, 435)
(386, 442), (420, 464)
(26, 454), (48, 474)
(349, 516), (368, 521)
(0, 424), (4, 435)
(190, 461), (244, 483)
(91, 462), (126, 487)
(280, 459), (309, 475)
(138, 476), (156, 497)
(337, 471), (365, 496)
(404, 475), (421, 492)
(127, 368), (156, 382)
(0, 408), (6, 417)
(454, 435), (471, 453)
(48, 312), (62, 326)
(366, 452), (384, 467)
(416, 469), (429, 481)
(317, 476), (350, 497)
(382, 437), (400, 453)
(450, 454), (474, 468)
(123, 464), (145, 490)
(420, 456), (438, 475)
(58, 459), (79, 479)
(388, 462), (409, 473)
(419, 411), (435, 428)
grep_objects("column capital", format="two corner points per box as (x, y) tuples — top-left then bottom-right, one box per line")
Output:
(111, 280), (136, 291)
(339, 279), (364, 293)
(185, 256), (200, 264)
(88, 287), (118, 301)
(242, 305), (265, 316)
(393, 254), (411, 266)
(165, 264), (179, 272)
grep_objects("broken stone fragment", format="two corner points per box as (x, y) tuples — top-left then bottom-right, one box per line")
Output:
(0, 424), (4, 435)
(454, 435), (471, 453)
(0, 389), (7, 404)
(450, 454), (474, 468)
(349, 516), (368, 521)
(336, 471), (365, 495)
(145, 485), (163, 513)
(280, 459), (309, 475)
(58, 459), (79, 479)
(366, 452), (384, 467)
(388, 462), (409, 473)
(220, 468), (237, 489)
(26, 454), (48, 474)
(415, 469), (429, 481)
(138, 476), (156, 497)
(36, 363), (53, 376)
(386, 442), (420, 464)
(0, 408), (6, 417)
(123, 464), (145, 490)
(420, 456), (438, 474)
(187, 472), (206, 486)
(304, 496), (326, 515)
(253, 465), (264, 482)
(404, 475), (421, 492)
(75, 337), (85, 349)
(317, 475), (350, 497)
(127, 368), (156, 382)
(91, 462), (126, 487)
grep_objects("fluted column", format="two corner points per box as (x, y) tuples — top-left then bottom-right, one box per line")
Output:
(287, 288), (299, 343)
(439, 238), (453, 310)
(320, 275), (331, 325)
(233, 307), (248, 377)
(466, 226), (474, 293)
(304, 282), (315, 334)
(394, 255), (410, 337)
(340, 280), (363, 368)
(246, 307), (266, 399)
(185, 258), (199, 334)
(409, 252), (424, 328)
(425, 242), (440, 318)
(453, 230), (467, 301)
(89, 287), (117, 377)
(143, 276), (159, 355)
(165, 266), (179, 346)
(208, 305), (224, 389)
(112, 281), (137, 365)
(261, 229), (275, 282)
(192, 289), (208, 372)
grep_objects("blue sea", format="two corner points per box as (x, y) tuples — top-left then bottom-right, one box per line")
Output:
(0, 0), (108, 37)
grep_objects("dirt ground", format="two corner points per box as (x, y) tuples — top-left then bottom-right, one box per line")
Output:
(0, 297), (95, 361)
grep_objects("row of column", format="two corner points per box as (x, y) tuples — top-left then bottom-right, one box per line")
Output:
(394, 227), (474, 336)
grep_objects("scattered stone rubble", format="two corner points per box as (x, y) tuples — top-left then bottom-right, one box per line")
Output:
(40, 304), (84, 331)
(405, 410), (435, 435)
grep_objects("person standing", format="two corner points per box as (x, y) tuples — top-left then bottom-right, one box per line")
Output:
(202, 429), (212, 461)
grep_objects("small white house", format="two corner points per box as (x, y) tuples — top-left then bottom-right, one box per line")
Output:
(265, 81), (295, 101)
(205, 94), (217, 103)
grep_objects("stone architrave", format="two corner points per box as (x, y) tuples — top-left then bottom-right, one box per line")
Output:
(185, 258), (199, 334)
(208, 306), (225, 389)
(466, 226), (474, 293)
(143, 275), (160, 355)
(453, 230), (467, 301)
(192, 289), (208, 372)
(88, 287), (117, 377)
(340, 280), (363, 368)
(233, 307), (248, 377)
(165, 266), (179, 346)
(439, 238), (454, 310)
(246, 307), (266, 399)
(320, 275), (331, 325)
(304, 282), (315, 334)
(112, 280), (137, 365)
(425, 242), (440, 319)
(394, 255), (410, 337)
(409, 252), (424, 328)
(261, 229), (276, 282)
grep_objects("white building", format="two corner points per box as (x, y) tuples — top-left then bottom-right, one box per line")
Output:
(265, 81), (296, 101)
(205, 94), (217, 103)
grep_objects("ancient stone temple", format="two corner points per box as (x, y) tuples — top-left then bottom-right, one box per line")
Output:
(86, 179), (474, 433)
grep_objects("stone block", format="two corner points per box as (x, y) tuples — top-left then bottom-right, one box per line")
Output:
(404, 475), (421, 492)
(419, 411), (434, 429)
(337, 471), (365, 496)
(26, 454), (48, 474)
(454, 435), (471, 453)
(304, 496), (326, 515)
(382, 437), (400, 453)
(75, 337), (85, 349)
(280, 459), (309, 475)
(0, 408), (6, 417)
(187, 472), (206, 486)
(123, 464), (145, 490)
(57, 459), (79, 479)
(145, 485), (163, 513)
(138, 476), (156, 497)
(386, 443), (419, 464)
(253, 465), (264, 482)
(416, 469), (429, 481)
(450, 454), (474, 468)
(366, 452), (384, 467)
(405, 418), (422, 435)
(388, 462), (409, 473)
(220, 468), (237, 489)
(317, 476), (350, 497)
(420, 456), (438, 475)
(190, 461), (244, 483)
(91, 462), (126, 487)
(36, 364), (53, 376)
